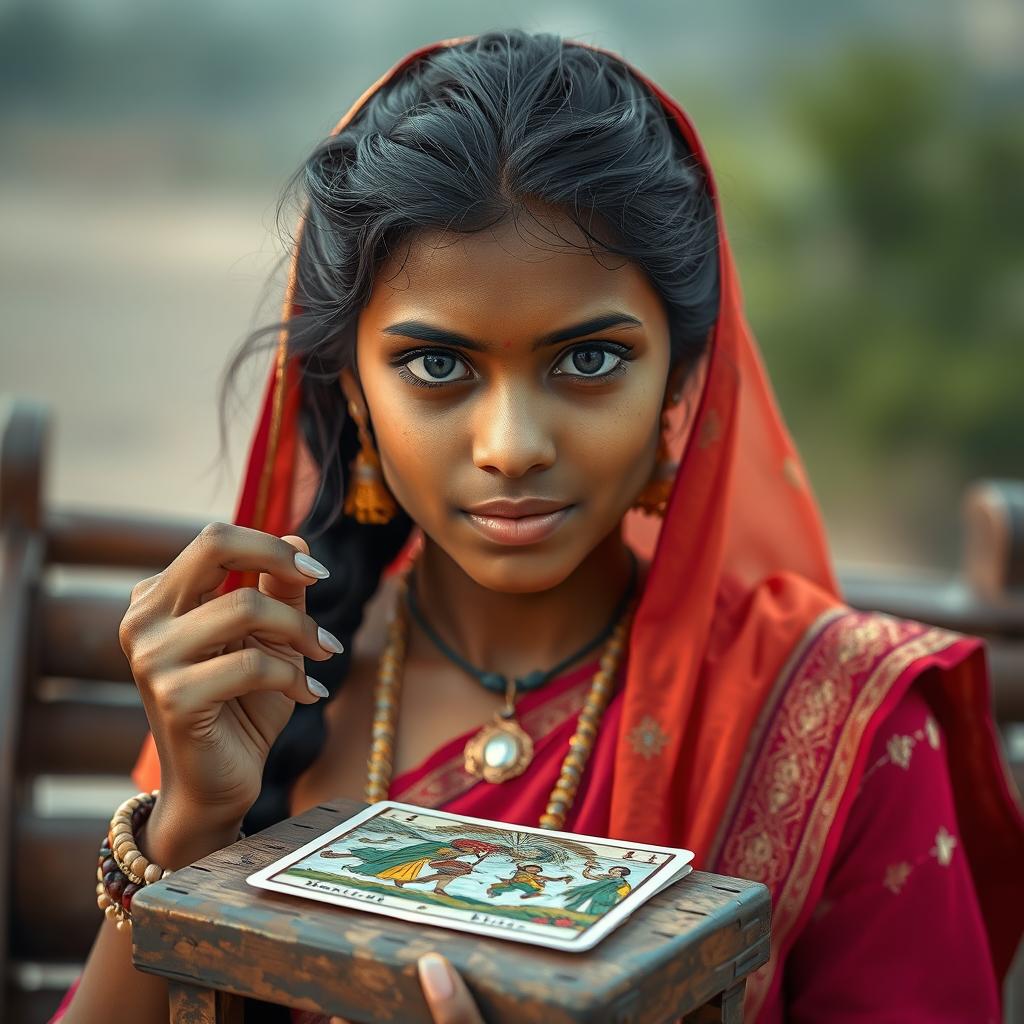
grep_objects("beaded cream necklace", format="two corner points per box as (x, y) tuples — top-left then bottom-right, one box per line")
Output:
(364, 566), (637, 831)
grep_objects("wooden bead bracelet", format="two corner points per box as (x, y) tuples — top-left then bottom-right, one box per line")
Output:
(96, 790), (169, 932)
(95, 789), (246, 932)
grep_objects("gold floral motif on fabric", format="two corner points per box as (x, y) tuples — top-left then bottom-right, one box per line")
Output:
(696, 408), (721, 449)
(627, 715), (671, 760)
(860, 710), (943, 787)
(883, 862), (913, 895)
(782, 456), (804, 488)
(931, 826), (957, 867)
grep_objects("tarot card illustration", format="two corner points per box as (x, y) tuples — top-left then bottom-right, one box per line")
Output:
(246, 801), (694, 951)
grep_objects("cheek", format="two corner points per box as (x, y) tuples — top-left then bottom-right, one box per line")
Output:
(373, 412), (452, 514)
(569, 406), (660, 504)
(352, 356), (450, 519)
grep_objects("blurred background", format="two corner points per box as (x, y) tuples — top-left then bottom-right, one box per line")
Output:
(2, 0), (1022, 570)
(2, 4), (1023, 1019)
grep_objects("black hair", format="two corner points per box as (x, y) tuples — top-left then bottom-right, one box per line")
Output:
(227, 28), (719, 842)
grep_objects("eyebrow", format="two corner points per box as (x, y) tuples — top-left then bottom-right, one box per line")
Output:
(380, 311), (643, 352)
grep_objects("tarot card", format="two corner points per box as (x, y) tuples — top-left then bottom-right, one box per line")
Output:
(246, 800), (694, 952)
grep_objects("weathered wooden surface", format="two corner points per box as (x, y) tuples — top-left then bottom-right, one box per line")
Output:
(168, 980), (244, 1024)
(681, 981), (745, 1024)
(131, 799), (770, 1024)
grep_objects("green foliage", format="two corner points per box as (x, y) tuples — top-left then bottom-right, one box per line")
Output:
(704, 44), (1024, 561)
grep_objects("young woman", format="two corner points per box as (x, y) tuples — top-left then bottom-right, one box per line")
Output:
(53, 30), (1023, 1024)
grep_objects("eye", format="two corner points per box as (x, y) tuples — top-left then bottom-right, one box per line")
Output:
(398, 351), (474, 388)
(552, 343), (631, 382)
(392, 340), (633, 391)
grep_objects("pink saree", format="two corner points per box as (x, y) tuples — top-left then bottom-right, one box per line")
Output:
(50, 609), (1020, 1023)
(374, 610), (1014, 1021)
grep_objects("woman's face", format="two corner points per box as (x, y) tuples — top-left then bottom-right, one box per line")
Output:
(346, 205), (676, 594)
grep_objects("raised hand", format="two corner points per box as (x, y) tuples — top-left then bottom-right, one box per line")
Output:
(117, 523), (343, 827)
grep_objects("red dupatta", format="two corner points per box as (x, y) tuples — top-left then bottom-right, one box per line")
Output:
(127, 34), (1024, 1019)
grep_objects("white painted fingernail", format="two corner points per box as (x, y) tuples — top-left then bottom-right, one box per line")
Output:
(317, 626), (345, 654)
(294, 552), (330, 579)
(306, 676), (329, 699)
(418, 953), (454, 1001)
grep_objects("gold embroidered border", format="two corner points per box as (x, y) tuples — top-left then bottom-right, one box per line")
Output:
(736, 619), (964, 1016)
(705, 606), (848, 868)
(395, 676), (597, 807)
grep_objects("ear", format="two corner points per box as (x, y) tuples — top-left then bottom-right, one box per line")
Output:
(664, 362), (688, 409)
(339, 367), (368, 422)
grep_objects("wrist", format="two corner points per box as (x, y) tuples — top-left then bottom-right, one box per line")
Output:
(139, 795), (246, 872)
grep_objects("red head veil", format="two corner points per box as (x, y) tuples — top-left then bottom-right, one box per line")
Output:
(195, 33), (842, 850)
(130, 28), (890, 843)
(130, 34), (1024, 1007)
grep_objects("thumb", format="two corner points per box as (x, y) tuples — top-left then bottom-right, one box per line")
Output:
(258, 534), (316, 613)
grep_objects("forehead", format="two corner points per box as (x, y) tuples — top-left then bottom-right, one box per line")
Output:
(360, 205), (665, 338)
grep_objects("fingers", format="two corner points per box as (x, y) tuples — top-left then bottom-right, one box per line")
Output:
(151, 646), (326, 712)
(418, 954), (485, 1024)
(167, 586), (341, 666)
(325, 954), (484, 1024)
(129, 574), (163, 603)
(259, 534), (318, 613)
(159, 522), (331, 616)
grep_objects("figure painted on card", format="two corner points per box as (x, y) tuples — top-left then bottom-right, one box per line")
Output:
(486, 863), (573, 900)
(562, 865), (633, 915)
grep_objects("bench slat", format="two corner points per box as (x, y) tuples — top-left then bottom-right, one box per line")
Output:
(20, 701), (148, 776)
(13, 814), (107, 960)
(36, 591), (132, 681)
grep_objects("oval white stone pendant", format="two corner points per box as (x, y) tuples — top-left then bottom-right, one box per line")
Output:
(464, 714), (535, 784)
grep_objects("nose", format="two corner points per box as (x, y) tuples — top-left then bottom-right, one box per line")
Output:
(471, 382), (556, 478)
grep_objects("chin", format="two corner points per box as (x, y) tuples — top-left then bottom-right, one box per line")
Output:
(466, 560), (580, 595)
(449, 527), (588, 594)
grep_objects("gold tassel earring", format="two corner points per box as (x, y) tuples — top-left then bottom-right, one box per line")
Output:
(343, 400), (397, 524)
(631, 401), (680, 518)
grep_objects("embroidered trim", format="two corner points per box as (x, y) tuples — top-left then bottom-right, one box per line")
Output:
(705, 606), (848, 868)
(712, 610), (963, 1017)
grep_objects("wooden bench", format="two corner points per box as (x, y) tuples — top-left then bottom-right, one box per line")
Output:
(0, 397), (206, 1022)
(3, 396), (1023, 1022)
(130, 799), (770, 1023)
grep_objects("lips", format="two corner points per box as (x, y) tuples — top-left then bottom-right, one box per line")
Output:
(461, 502), (575, 546)
(462, 497), (571, 518)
